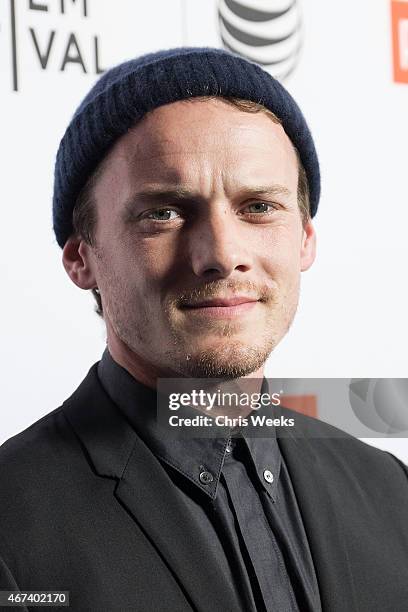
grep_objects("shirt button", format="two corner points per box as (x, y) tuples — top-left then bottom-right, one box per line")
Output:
(263, 469), (274, 484)
(199, 470), (214, 485)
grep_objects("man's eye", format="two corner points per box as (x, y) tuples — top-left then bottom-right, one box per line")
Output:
(244, 202), (276, 214)
(146, 209), (180, 221)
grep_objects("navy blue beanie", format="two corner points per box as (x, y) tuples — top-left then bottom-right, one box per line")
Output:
(53, 46), (320, 249)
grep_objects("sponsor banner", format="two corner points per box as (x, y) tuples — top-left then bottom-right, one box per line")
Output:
(0, 0), (184, 93)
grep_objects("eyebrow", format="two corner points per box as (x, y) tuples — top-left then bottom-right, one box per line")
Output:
(121, 183), (292, 220)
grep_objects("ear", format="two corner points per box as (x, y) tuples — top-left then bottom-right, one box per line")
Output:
(62, 236), (98, 290)
(300, 220), (316, 272)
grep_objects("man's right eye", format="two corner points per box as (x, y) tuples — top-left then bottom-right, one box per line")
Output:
(145, 209), (180, 221)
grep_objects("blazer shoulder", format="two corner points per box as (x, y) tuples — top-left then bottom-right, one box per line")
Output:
(0, 362), (102, 478)
(0, 405), (76, 481)
(278, 403), (408, 480)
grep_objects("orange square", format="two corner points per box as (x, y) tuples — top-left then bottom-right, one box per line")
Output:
(391, 1), (408, 83)
(280, 395), (317, 418)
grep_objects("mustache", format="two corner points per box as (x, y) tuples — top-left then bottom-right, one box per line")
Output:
(173, 279), (273, 307)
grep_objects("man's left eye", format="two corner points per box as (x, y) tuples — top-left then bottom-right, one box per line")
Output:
(147, 209), (180, 221)
(245, 202), (276, 214)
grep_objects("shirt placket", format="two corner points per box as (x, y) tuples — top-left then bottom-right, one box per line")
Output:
(222, 437), (300, 612)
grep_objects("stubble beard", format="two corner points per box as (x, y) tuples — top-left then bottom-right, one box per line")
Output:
(106, 293), (297, 380)
(162, 296), (299, 379)
(164, 339), (274, 379)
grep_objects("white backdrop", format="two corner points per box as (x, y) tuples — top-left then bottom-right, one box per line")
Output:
(1, 0), (407, 461)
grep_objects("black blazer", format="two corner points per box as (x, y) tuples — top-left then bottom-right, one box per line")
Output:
(1, 363), (407, 611)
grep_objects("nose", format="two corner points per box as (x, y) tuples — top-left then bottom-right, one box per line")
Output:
(188, 207), (252, 278)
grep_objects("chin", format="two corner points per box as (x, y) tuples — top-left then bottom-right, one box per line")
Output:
(174, 343), (274, 379)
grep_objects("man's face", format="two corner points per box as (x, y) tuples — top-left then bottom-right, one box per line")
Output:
(84, 98), (315, 378)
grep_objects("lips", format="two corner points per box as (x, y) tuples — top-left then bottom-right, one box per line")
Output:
(183, 297), (259, 308)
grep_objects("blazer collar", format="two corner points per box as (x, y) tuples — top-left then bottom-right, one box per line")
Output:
(97, 346), (281, 502)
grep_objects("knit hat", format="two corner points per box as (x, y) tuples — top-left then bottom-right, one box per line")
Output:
(53, 46), (320, 249)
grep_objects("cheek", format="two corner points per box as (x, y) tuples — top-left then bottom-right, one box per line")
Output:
(110, 234), (179, 292)
(135, 240), (179, 278)
(257, 225), (303, 279)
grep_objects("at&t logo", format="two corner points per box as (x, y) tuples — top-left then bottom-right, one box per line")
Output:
(217, 0), (303, 81)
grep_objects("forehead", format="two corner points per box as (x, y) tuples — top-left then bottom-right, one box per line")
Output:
(94, 98), (298, 200)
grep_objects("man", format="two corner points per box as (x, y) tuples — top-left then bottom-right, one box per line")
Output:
(0, 47), (407, 612)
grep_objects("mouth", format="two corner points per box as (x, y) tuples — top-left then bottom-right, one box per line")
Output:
(180, 297), (260, 319)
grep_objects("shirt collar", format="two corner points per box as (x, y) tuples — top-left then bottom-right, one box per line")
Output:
(97, 347), (281, 501)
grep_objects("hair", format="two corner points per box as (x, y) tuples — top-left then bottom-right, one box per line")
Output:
(72, 96), (311, 318)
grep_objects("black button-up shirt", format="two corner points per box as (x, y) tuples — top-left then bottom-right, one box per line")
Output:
(97, 347), (322, 612)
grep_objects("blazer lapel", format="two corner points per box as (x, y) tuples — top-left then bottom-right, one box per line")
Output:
(276, 413), (359, 612)
(115, 437), (243, 612)
(62, 363), (242, 612)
